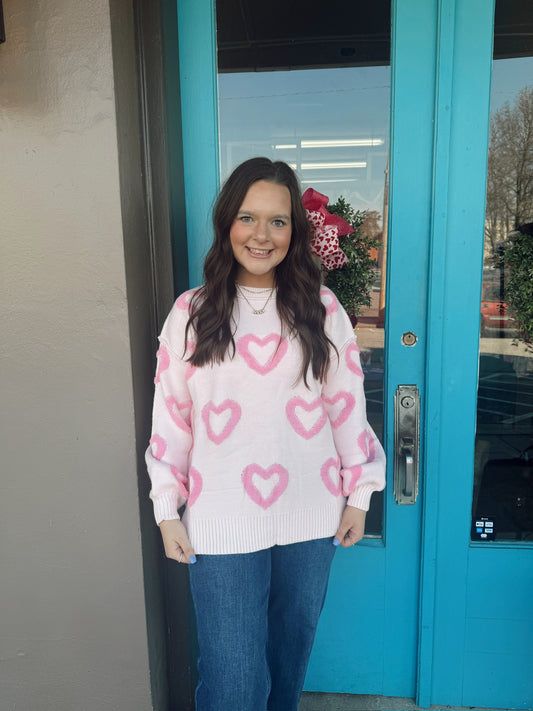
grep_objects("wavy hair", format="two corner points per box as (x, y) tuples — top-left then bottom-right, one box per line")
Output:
(185, 157), (335, 386)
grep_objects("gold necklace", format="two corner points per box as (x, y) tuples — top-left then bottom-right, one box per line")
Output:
(236, 284), (275, 315)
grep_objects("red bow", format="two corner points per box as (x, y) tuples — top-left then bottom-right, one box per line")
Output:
(302, 188), (353, 270)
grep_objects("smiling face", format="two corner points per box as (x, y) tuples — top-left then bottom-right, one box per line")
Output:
(229, 180), (292, 287)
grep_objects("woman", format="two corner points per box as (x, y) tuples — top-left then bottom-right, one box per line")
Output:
(146, 157), (386, 711)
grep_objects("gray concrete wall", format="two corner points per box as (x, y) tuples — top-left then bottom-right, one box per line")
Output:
(0, 1), (153, 708)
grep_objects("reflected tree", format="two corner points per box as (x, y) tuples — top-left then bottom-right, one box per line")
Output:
(485, 86), (533, 255)
(505, 222), (533, 343)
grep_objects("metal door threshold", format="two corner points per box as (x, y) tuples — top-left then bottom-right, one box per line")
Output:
(299, 693), (523, 711)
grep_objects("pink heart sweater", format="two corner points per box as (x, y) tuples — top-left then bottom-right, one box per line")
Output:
(145, 286), (386, 554)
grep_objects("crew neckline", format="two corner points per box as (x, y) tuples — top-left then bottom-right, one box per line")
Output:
(235, 284), (277, 300)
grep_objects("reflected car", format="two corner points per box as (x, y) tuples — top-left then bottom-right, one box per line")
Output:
(480, 283), (516, 335)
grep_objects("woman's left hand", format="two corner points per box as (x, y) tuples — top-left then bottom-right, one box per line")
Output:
(333, 505), (367, 547)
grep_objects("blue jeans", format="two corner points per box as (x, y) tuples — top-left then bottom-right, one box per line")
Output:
(188, 537), (336, 711)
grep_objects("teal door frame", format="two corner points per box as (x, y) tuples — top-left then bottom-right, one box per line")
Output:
(174, 0), (532, 707)
(175, 0), (219, 286)
(418, 0), (495, 705)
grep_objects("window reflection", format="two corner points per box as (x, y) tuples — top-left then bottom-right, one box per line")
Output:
(473, 52), (533, 541)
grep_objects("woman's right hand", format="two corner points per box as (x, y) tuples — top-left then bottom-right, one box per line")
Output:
(159, 519), (197, 564)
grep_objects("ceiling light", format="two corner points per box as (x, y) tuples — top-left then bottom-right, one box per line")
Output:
(301, 139), (384, 148)
(301, 179), (359, 184)
(301, 162), (367, 170)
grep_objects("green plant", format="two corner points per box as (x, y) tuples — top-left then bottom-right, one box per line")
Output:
(325, 197), (381, 318)
(505, 226), (533, 343)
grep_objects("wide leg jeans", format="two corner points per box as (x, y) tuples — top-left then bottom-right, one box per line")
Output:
(188, 537), (336, 711)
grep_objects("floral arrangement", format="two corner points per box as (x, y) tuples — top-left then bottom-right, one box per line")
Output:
(303, 189), (381, 321)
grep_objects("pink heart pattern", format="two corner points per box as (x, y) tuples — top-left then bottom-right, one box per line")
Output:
(242, 463), (289, 509)
(320, 457), (342, 497)
(202, 399), (241, 445)
(320, 288), (338, 315)
(358, 430), (376, 463)
(322, 391), (355, 429)
(166, 396), (192, 433)
(154, 346), (170, 384)
(175, 289), (195, 311)
(188, 466), (203, 506)
(237, 334), (288, 375)
(341, 465), (362, 495)
(170, 466), (189, 499)
(345, 341), (363, 377)
(286, 397), (327, 439)
(150, 434), (167, 461)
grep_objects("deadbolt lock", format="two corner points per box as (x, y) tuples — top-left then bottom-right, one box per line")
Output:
(401, 331), (418, 347)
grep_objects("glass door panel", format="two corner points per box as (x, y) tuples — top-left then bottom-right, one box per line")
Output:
(472, 29), (533, 542)
(216, 2), (391, 534)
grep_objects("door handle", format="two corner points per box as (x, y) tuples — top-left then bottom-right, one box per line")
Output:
(394, 385), (420, 504)
(403, 448), (414, 497)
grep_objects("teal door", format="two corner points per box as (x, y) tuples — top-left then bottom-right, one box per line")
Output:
(173, 0), (533, 707)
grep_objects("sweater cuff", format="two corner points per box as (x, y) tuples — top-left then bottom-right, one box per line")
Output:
(347, 483), (376, 511)
(152, 491), (181, 525)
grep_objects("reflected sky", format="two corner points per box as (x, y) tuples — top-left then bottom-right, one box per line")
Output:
(491, 57), (532, 111)
(218, 66), (390, 218)
(218, 58), (531, 226)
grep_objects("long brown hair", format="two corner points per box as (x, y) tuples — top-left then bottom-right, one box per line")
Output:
(185, 157), (335, 386)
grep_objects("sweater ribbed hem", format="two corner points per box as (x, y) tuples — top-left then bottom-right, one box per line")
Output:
(183, 500), (346, 554)
(152, 492), (181, 525)
(347, 484), (376, 511)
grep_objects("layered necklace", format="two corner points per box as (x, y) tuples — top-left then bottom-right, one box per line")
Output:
(236, 284), (275, 315)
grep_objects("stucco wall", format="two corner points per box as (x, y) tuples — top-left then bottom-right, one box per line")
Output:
(0, 1), (152, 708)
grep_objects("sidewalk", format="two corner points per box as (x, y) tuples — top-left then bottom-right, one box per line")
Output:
(299, 692), (518, 711)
